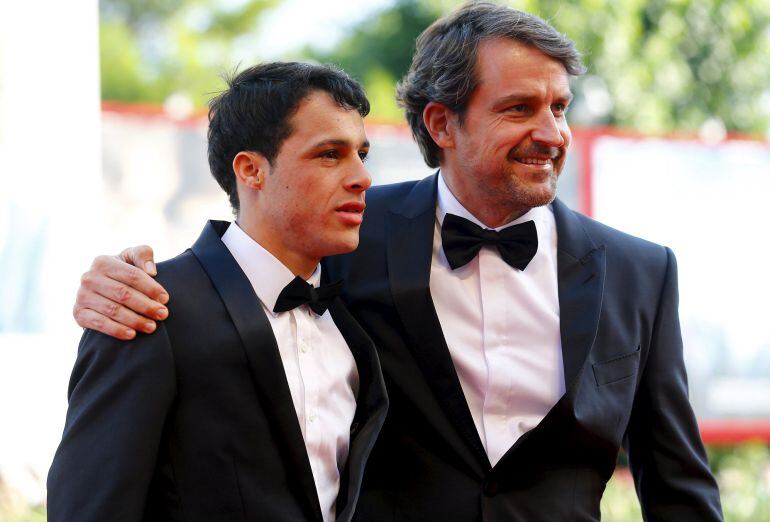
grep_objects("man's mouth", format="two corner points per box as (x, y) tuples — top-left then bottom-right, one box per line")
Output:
(335, 201), (366, 225)
(514, 157), (553, 166)
(336, 201), (366, 213)
(508, 144), (562, 167)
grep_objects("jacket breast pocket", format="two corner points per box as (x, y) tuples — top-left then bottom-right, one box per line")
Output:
(592, 346), (641, 386)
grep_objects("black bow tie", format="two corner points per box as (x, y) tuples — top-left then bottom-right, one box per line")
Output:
(273, 277), (343, 316)
(441, 213), (538, 271)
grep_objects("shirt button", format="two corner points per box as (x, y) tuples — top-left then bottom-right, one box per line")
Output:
(300, 341), (310, 353)
(308, 412), (317, 423)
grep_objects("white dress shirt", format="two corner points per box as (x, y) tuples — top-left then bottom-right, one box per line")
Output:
(431, 173), (565, 466)
(222, 222), (359, 522)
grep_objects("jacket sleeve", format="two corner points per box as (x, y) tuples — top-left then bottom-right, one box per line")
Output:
(624, 247), (723, 521)
(47, 325), (177, 521)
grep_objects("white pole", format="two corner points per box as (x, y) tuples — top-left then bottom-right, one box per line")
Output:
(0, 0), (102, 506)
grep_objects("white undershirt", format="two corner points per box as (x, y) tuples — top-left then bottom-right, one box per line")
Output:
(431, 173), (565, 466)
(222, 222), (359, 522)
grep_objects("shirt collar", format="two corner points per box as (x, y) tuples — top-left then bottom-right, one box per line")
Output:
(220, 221), (321, 316)
(436, 170), (550, 231)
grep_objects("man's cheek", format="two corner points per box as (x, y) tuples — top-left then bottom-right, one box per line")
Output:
(284, 202), (310, 234)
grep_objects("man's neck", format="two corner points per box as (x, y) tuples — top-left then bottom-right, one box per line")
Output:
(235, 217), (318, 280)
(439, 171), (532, 228)
(460, 205), (531, 229)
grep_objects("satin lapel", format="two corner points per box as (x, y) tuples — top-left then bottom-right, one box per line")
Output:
(327, 298), (388, 522)
(386, 175), (490, 469)
(191, 220), (323, 522)
(552, 200), (606, 392)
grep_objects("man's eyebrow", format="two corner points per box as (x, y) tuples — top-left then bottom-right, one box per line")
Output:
(310, 138), (370, 149)
(492, 91), (574, 108)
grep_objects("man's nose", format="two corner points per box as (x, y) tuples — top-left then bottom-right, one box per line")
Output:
(346, 160), (372, 192)
(531, 110), (566, 148)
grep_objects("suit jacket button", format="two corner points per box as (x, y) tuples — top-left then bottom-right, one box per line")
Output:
(483, 478), (499, 496)
(350, 422), (360, 435)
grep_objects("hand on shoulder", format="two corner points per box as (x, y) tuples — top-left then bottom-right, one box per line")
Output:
(73, 245), (170, 340)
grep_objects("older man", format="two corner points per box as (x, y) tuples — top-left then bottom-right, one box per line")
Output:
(70, 2), (722, 521)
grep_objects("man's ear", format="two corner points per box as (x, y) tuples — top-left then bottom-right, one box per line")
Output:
(423, 101), (456, 150)
(233, 151), (270, 190)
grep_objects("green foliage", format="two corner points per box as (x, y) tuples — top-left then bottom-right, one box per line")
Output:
(602, 443), (770, 521)
(710, 442), (770, 521)
(0, 444), (768, 520)
(100, 19), (157, 103)
(601, 469), (644, 521)
(101, 0), (187, 31)
(514, 0), (770, 135)
(310, 0), (770, 133)
(6, 505), (46, 522)
(0, 477), (45, 522)
(98, 0), (770, 134)
(99, 0), (276, 107)
(305, 0), (444, 122)
(307, 0), (440, 84)
(362, 67), (408, 122)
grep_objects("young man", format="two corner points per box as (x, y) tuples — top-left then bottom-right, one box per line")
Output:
(48, 62), (387, 522)
(69, 2), (723, 521)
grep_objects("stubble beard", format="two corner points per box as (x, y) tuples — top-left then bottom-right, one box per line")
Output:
(507, 168), (559, 208)
(501, 144), (564, 210)
(484, 160), (560, 220)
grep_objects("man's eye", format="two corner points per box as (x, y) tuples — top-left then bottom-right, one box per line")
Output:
(358, 151), (369, 162)
(509, 104), (528, 112)
(553, 103), (568, 114)
(320, 150), (339, 159)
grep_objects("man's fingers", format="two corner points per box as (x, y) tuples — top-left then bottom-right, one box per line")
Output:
(73, 308), (138, 340)
(76, 287), (159, 334)
(80, 271), (168, 321)
(74, 249), (169, 339)
(120, 245), (157, 276)
(90, 255), (170, 306)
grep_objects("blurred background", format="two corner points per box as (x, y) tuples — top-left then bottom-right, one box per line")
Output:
(1, 0), (769, 520)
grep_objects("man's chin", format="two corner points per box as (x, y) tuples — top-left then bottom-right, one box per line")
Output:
(321, 235), (360, 258)
(513, 179), (558, 209)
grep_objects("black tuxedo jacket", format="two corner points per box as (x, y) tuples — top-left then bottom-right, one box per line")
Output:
(323, 174), (722, 521)
(48, 220), (388, 522)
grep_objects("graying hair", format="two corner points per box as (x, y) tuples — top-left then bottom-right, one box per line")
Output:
(396, 1), (586, 168)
